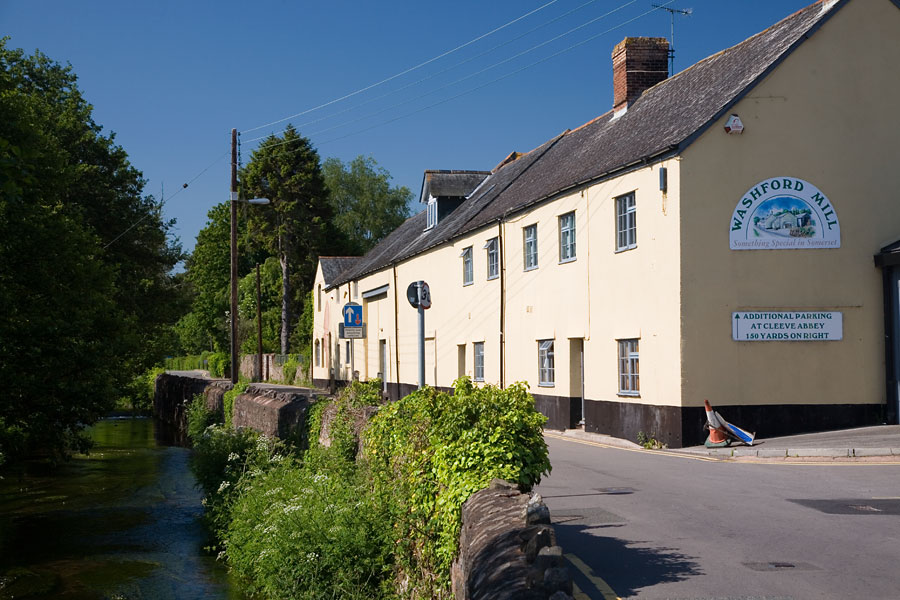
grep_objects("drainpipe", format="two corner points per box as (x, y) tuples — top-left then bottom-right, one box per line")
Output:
(499, 220), (506, 388)
(392, 263), (401, 400)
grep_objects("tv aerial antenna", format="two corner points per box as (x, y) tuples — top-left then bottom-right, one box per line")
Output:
(652, 4), (692, 75)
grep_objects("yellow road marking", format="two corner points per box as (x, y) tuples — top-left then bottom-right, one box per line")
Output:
(760, 461), (900, 467)
(566, 553), (621, 600)
(545, 432), (900, 466)
(544, 431), (722, 462)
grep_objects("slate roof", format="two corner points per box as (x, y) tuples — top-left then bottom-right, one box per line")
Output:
(329, 0), (843, 289)
(319, 257), (360, 287)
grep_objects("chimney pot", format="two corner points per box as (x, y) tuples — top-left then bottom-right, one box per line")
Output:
(612, 37), (669, 113)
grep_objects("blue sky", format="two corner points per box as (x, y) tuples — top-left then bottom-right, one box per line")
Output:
(3, 0), (815, 256)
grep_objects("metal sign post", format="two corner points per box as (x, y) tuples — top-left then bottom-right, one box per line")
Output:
(407, 281), (431, 389)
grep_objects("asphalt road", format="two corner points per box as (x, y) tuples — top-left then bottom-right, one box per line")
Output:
(536, 434), (900, 600)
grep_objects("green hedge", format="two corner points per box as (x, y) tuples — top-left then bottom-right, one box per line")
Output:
(164, 351), (227, 377)
(188, 378), (550, 599)
(365, 378), (550, 595)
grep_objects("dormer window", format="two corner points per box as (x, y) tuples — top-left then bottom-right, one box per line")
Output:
(420, 170), (490, 232)
(426, 197), (438, 230)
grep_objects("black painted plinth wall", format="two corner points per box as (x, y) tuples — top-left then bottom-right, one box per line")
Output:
(316, 378), (885, 448)
(582, 398), (885, 448)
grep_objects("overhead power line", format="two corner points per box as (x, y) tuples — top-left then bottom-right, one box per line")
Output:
(240, 0), (562, 135)
(102, 151), (228, 249)
(241, 0), (623, 145)
(250, 1), (674, 156)
(242, 0), (641, 153)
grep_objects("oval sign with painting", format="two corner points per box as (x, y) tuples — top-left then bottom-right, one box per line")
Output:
(729, 177), (840, 250)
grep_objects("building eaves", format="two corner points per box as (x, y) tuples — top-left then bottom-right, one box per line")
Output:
(320, 256), (361, 288)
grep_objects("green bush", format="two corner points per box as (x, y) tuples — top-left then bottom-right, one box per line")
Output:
(282, 355), (299, 385)
(223, 381), (249, 429)
(207, 352), (228, 378)
(225, 456), (392, 600)
(365, 378), (550, 595)
(118, 365), (166, 412)
(186, 393), (223, 442)
(188, 423), (289, 542)
(189, 377), (549, 599)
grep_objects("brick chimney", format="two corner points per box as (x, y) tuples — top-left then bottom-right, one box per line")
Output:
(612, 37), (669, 114)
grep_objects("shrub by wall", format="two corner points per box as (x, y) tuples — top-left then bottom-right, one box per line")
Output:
(185, 377), (551, 600)
(365, 378), (550, 598)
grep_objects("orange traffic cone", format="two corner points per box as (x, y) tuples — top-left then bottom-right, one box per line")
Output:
(704, 399), (730, 447)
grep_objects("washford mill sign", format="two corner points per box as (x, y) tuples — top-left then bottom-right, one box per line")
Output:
(730, 177), (840, 250)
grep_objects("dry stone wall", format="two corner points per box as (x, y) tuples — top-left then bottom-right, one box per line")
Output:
(231, 384), (324, 440)
(452, 480), (573, 600)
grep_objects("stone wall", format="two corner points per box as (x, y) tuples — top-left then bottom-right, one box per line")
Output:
(452, 480), (573, 600)
(231, 384), (324, 441)
(153, 373), (221, 445)
(239, 354), (304, 383)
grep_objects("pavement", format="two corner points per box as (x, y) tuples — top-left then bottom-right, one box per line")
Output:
(550, 424), (900, 460)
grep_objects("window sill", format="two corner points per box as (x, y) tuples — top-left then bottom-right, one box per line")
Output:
(474, 378), (484, 383)
(487, 274), (499, 281)
(524, 266), (538, 272)
(558, 257), (576, 265)
(614, 245), (637, 254)
(463, 281), (473, 287)
(538, 383), (555, 388)
(617, 391), (640, 397)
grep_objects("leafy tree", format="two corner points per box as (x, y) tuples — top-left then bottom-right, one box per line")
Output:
(323, 155), (412, 254)
(241, 125), (342, 353)
(0, 39), (181, 461)
(238, 257), (281, 354)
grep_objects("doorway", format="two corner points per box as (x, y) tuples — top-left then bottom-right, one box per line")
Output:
(889, 267), (900, 424)
(379, 339), (388, 393)
(877, 241), (900, 424)
(569, 338), (585, 426)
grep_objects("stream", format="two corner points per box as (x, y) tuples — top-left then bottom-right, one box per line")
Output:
(0, 417), (245, 599)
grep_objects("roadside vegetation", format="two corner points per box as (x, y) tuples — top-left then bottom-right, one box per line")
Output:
(187, 378), (551, 599)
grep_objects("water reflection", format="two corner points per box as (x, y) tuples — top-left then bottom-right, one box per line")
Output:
(0, 418), (244, 599)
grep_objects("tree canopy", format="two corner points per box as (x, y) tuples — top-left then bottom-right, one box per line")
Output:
(240, 125), (341, 353)
(0, 39), (183, 462)
(323, 155), (411, 255)
(176, 133), (412, 364)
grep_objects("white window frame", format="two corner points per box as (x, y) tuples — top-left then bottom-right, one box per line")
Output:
(474, 342), (485, 381)
(426, 197), (438, 230)
(461, 246), (474, 286)
(484, 238), (499, 280)
(559, 211), (576, 262)
(617, 338), (640, 396)
(538, 339), (554, 386)
(616, 192), (637, 251)
(524, 224), (538, 271)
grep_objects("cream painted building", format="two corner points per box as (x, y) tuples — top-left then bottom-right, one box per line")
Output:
(312, 0), (900, 447)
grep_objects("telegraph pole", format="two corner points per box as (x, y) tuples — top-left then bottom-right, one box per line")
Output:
(256, 263), (263, 382)
(230, 129), (239, 384)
